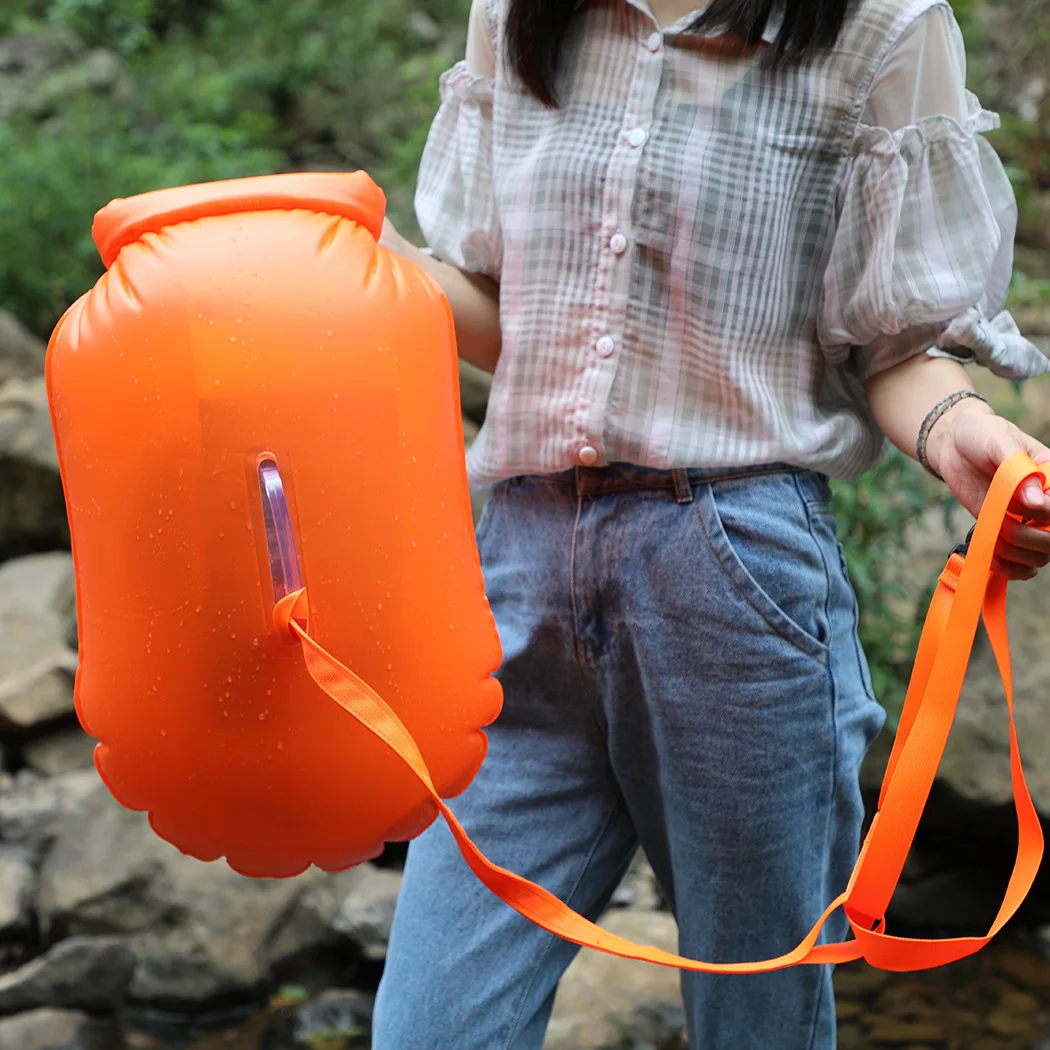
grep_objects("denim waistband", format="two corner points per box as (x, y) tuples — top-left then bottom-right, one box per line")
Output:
(508, 462), (807, 503)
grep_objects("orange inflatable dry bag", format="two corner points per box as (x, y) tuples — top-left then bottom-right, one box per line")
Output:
(46, 172), (502, 878)
(48, 171), (1048, 976)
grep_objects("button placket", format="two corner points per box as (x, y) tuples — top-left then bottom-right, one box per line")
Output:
(576, 11), (664, 468)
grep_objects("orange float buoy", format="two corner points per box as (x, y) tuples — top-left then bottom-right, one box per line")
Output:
(46, 172), (503, 878)
(45, 170), (1049, 975)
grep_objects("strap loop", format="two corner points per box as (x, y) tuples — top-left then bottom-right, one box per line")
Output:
(281, 451), (1048, 973)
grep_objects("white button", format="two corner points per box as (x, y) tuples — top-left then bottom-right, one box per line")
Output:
(610, 232), (628, 255)
(626, 127), (647, 148)
(646, 31), (662, 52)
(578, 445), (599, 466)
(596, 335), (615, 357)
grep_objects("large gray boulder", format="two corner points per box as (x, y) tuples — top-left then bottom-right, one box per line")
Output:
(543, 908), (684, 1050)
(0, 770), (99, 844)
(0, 377), (68, 558)
(0, 1007), (114, 1050)
(0, 311), (46, 384)
(0, 26), (126, 123)
(36, 779), (394, 1005)
(0, 845), (36, 967)
(0, 936), (135, 1014)
(0, 553), (77, 730)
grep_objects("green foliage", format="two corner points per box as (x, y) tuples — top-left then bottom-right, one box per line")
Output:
(0, 0), (469, 336)
(1008, 269), (1050, 312)
(0, 87), (281, 335)
(271, 984), (311, 1007)
(831, 450), (957, 722)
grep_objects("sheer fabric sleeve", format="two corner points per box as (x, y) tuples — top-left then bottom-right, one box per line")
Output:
(413, 0), (502, 280)
(819, 4), (1049, 382)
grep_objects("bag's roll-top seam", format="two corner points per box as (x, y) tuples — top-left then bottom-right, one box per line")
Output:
(92, 171), (386, 268)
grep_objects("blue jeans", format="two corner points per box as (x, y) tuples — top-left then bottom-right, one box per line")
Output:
(373, 463), (885, 1050)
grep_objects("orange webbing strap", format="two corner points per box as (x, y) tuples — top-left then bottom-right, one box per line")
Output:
(272, 451), (1048, 973)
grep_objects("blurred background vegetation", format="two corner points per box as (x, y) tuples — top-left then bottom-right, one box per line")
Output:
(0, 0), (469, 335)
(0, 0), (1048, 717)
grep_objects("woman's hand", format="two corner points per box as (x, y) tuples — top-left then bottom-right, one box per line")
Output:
(927, 398), (1050, 580)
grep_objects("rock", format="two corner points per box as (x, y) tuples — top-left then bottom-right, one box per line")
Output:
(863, 1018), (945, 1043)
(0, 26), (83, 121)
(0, 375), (69, 558)
(0, 1007), (115, 1050)
(964, 0), (1050, 115)
(331, 866), (402, 961)
(0, 311), (46, 383)
(0, 770), (100, 843)
(0, 24), (129, 124)
(263, 862), (371, 979)
(0, 375), (59, 473)
(458, 360), (492, 426)
(23, 725), (96, 776)
(0, 27), (82, 77)
(994, 945), (1050, 991)
(19, 49), (124, 120)
(0, 845), (36, 966)
(0, 935), (134, 1013)
(38, 780), (367, 1005)
(259, 988), (373, 1049)
(543, 909), (685, 1050)
(0, 553), (78, 730)
(405, 10), (441, 45)
(608, 849), (663, 911)
(835, 999), (864, 1022)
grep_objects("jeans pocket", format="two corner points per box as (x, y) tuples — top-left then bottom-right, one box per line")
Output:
(696, 473), (832, 661)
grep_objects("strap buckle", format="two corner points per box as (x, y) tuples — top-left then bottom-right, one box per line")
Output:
(952, 523), (977, 558)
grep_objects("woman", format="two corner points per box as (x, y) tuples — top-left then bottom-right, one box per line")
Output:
(373, 1), (1050, 1047)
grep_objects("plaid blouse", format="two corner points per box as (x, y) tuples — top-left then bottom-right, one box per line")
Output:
(415, 0), (1049, 486)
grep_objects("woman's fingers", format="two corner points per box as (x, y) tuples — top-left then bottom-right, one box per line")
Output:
(988, 516), (1050, 579)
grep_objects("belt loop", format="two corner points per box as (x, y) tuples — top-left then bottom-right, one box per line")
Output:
(672, 468), (693, 504)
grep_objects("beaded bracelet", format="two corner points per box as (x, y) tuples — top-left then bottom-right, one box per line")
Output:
(916, 390), (989, 481)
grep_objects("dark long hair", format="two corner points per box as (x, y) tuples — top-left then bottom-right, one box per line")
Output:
(506, 0), (857, 107)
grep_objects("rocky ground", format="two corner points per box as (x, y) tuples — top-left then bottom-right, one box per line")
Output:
(0, 0), (1048, 1044)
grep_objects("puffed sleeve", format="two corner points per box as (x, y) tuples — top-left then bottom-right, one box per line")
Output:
(819, 6), (1049, 382)
(413, 0), (502, 280)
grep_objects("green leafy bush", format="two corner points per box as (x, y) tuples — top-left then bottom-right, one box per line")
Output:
(0, 0), (469, 336)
